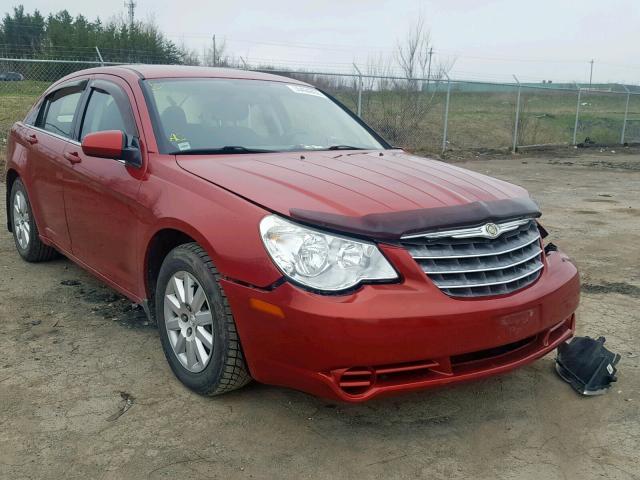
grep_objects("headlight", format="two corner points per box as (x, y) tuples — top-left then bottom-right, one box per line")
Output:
(259, 215), (398, 292)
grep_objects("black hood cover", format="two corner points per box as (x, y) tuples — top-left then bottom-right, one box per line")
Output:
(555, 336), (621, 396)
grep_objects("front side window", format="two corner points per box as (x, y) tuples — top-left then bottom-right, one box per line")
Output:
(143, 78), (386, 154)
(80, 88), (137, 140)
(40, 89), (82, 138)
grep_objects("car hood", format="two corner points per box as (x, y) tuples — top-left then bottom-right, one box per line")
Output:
(176, 150), (534, 238)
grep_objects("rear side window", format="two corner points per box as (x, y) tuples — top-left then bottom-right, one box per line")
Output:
(24, 99), (42, 125)
(40, 90), (83, 138)
(80, 85), (137, 140)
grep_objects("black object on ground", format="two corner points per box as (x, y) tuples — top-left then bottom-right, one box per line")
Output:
(555, 336), (620, 396)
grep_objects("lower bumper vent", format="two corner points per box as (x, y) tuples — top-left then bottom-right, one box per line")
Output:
(328, 315), (574, 398)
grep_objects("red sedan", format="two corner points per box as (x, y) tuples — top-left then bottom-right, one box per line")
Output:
(5, 66), (579, 402)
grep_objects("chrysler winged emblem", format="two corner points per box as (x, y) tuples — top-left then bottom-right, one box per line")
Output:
(484, 223), (500, 238)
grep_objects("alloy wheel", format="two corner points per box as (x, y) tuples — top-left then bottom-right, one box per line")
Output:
(12, 190), (30, 250)
(163, 271), (215, 373)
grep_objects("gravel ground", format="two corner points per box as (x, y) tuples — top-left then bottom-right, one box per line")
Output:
(1, 152), (638, 480)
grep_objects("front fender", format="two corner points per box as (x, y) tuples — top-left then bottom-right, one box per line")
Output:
(137, 157), (283, 296)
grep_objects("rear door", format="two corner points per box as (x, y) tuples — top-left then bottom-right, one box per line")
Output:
(24, 79), (87, 252)
(62, 77), (143, 295)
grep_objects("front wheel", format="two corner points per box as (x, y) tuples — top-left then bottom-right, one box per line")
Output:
(155, 243), (251, 395)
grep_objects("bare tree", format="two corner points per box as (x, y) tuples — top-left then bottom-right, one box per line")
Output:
(395, 15), (454, 86)
(203, 38), (229, 67)
(396, 16), (432, 82)
(177, 40), (201, 66)
(356, 16), (455, 150)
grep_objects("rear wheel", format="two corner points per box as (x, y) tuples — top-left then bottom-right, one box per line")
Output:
(10, 178), (58, 262)
(155, 242), (251, 395)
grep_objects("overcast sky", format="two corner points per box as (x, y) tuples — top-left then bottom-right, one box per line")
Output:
(10, 0), (640, 84)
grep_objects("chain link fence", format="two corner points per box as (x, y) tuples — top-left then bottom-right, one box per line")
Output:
(269, 70), (640, 154)
(2, 57), (640, 158)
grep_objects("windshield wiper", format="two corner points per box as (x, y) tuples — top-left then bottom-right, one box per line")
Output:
(326, 145), (367, 150)
(171, 146), (276, 155)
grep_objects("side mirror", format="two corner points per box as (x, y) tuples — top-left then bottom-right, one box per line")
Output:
(81, 130), (142, 168)
(81, 130), (124, 159)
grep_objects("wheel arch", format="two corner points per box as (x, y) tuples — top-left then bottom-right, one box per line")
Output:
(5, 168), (20, 232)
(143, 216), (232, 296)
(144, 227), (196, 304)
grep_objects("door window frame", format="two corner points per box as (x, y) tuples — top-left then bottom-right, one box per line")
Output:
(75, 79), (139, 142)
(34, 79), (88, 141)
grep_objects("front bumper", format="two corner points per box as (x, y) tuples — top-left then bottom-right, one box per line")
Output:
(222, 245), (580, 402)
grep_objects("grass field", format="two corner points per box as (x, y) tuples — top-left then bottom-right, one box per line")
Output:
(339, 88), (640, 153)
(2, 80), (639, 172)
(0, 81), (51, 168)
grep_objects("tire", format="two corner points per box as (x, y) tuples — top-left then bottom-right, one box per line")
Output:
(10, 178), (58, 262)
(155, 242), (251, 395)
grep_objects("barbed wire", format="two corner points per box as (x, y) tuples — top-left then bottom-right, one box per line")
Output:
(0, 42), (638, 85)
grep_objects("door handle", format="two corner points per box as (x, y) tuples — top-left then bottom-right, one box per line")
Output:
(27, 134), (38, 145)
(64, 151), (82, 165)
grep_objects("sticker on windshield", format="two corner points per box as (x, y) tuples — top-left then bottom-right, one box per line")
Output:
(177, 141), (191, 151)
(286, 84), (325, 97)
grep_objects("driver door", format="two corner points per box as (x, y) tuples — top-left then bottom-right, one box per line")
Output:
(63, 77), (143, 296)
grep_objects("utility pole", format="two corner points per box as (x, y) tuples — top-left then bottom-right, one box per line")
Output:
(589, 59), (594, 89)
(124, 1), (136, 28)
(212, 35), (217, 66)
(426, 47), (433, 91)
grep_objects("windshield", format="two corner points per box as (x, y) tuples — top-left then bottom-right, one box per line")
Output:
(142, 78), (386, 154)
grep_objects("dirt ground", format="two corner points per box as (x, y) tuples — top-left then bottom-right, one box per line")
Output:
(1, 152), (638, 480)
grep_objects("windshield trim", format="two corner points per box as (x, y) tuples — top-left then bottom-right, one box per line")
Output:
(139, 77), (392, 155)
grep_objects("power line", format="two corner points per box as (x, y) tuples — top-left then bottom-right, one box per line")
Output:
(3, 19), (639, 71)
(171, 34), (638, 69)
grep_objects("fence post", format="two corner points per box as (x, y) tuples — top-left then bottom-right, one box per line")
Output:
(442, 74), (451, 154)
(621, 85), (630, 144)
(572, 83), (582, 145)
(353, 63), (363, 118)
(512, 75), (521, 153)
(95, 46), (104, 66)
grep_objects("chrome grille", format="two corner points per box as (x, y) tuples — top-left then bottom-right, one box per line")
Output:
(401, 219), (543, 297)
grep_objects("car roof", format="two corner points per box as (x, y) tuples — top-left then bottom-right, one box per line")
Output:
(61, 64), (311, 86)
